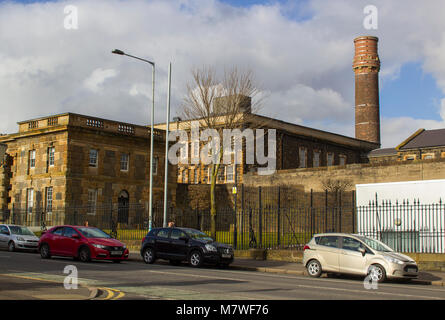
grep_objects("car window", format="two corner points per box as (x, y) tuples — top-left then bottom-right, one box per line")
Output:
(170, 229), (187, 240)
(52, 227), (64, 236)
(157, 228), (170, 239)
(342, 237), (364, 252)
(0, 226), (9, 234)
(318, 236), (340, 248)
(63, 227), (78, 238)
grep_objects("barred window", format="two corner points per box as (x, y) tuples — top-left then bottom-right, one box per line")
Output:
(47, 117), (58, 126)
(89, 149), (98, 167)
(299, 148), (307, 168)
(86, 119), (104, 128)
(46, 187), (53, 213)
(313, 151), (320, 167)
(226, 165), (234, 182)
(29, 150), (36, 168)
(28, 121), (38, 129)
(120, 153), (129, 171)
(87, 189), (97, 215)
(327, 153), (334, 166)
(48, 147), (55, 166)
(27, 188), (34, 214)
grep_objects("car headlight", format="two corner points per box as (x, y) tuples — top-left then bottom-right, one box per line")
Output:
(92, 244), (106, 249)
(205, 244), (217, 252)
(384, 256), (404, 265)
(16, 237), (25, 241)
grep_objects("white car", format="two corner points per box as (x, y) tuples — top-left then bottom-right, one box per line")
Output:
(0, 224), (40, 252)
(302, 233), (419, 283)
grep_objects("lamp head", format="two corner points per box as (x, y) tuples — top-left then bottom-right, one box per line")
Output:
(112, 49), (125, 55)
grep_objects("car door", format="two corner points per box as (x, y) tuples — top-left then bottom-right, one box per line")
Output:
(315, 236), (341, 272)
(0, 225), (10, 248)
(60, 227), (81, 257)
(48, 227), (64, 255)
(339, 236), (369, 275)
(168, 228), (189, 260)
(154, 228), (171, 258)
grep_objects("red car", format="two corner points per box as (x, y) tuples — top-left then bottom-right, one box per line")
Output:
(38, 225), (129, 263)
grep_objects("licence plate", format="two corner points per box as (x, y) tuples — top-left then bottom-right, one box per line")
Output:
(407, 268), (417, 273)
(221, 254), (232, 258)
(111, 251), (122, 256)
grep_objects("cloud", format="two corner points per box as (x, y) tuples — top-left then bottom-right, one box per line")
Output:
(0, 0), (445, 152)
(83, 68), (117, 93)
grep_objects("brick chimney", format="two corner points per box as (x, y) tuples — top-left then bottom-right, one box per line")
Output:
(353, 36), (381, 146)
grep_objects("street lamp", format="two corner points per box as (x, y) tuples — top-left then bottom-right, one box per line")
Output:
(112, 49), (155, 231)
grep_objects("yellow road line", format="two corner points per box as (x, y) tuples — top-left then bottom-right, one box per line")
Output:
(0, 273), (61, 284)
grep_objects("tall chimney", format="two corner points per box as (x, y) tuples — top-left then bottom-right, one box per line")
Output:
(353, 36), (381, 145)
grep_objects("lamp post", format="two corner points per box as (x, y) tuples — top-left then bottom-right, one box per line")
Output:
(163, 62), (172, 227)
(112, 49), (155, 231)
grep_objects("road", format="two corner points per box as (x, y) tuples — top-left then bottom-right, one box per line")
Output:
(1, 250), (445, 300)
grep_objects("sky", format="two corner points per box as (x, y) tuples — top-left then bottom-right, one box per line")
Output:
(1, 0), (445, 148)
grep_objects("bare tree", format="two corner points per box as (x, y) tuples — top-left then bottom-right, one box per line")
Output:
(180, 66), (262, 239)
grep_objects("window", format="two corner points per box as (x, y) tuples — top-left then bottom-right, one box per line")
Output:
(181, 169), (187, 183)
(46, 187), (53, 213)
(87, 189), (97, 214)
(404, 154), (416, 161)
(63, 227), (79, 238)
(327, 153), (334, 166)
(48, 147), (55, 167)
(339, 155), (346, 166)
(192, 140), (200, 159)
(316, 236), (339, 248)
(157, 228), (170, 238)
(342, 237), (364, 252)
(226, 165), (234, 182)
(422, 153), (434, 160)
(51, 227), (64, 236)
(152, 157), (158, 175)
(170, 229), (187, 240)
(194, 168), (199, 184)
(313, 151), (320, 167)
(217, 166), (225, 182)
(29, 150), (36, 168)
(26, 188), (34, 214)
(120, 153), (129, 171)
(299, 148), (307, 168)
(89, 149), (98, 167)
(202, 166), (209, 184)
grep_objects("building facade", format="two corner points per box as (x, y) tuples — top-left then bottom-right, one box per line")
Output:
(0, 113), (176, 226)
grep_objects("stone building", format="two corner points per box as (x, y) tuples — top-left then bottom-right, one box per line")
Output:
(0, 113), (176, 225)
(369, 128), (445, 163)
(156, 36), (382, 186)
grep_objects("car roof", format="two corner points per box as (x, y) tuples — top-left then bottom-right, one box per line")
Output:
(312, 233), (363, 237)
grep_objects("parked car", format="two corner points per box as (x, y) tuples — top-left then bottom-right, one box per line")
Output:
(38, 225), (129, 263)
(140, 227), (234, 267)
(302, 233), (419, 283)
(0, 224), (40, 252)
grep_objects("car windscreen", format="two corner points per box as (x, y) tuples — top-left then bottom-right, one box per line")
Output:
(9, 226), (35, 236)
(184, 229), (213, 241)
(356, 236), (393, 252)
(77, 227), (111, 239)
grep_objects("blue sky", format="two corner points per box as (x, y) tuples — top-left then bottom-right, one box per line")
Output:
(1, 0), (445, 148)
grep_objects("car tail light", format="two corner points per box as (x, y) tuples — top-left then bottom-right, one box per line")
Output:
(141, 237), (146, 243)
(303, 245), (310, 251)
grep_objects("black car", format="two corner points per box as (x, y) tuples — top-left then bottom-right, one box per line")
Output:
(140, 227), (234, 267)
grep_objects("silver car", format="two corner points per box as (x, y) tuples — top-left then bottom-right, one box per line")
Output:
(302, 233), (419, 283)
(0, 224), (40, 252)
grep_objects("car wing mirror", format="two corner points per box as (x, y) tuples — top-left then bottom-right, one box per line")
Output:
(71, 234), (80, 239)
(359, 247), (366, 256)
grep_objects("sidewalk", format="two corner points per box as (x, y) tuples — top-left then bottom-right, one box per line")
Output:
(129, 251), (445, 286)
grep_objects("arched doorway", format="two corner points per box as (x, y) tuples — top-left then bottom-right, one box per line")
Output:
(117, 190), (129, 224)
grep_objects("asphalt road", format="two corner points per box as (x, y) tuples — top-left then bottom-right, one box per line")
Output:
(2, 250), (445, 300)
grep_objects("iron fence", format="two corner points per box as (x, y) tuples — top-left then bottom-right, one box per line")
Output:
(357, 199), (445, 253)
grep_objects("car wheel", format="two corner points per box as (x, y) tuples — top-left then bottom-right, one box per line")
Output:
(40, 244), (51, 259)
(169, 259), (181, 266)
(307, 259), (322, 278)
(143, 247), (156, 264)
(79, 247), (91, 262)
(8, 241), (15, 252)
(189, 250), (203, 268)
(368, 264), (386, 283)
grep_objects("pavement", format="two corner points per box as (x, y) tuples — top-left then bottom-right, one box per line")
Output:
(128, 251), (445, 286)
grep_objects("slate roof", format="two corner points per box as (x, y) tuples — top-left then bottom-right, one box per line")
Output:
(368, 147), (397, 157)
(400, 128), (445, 149)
